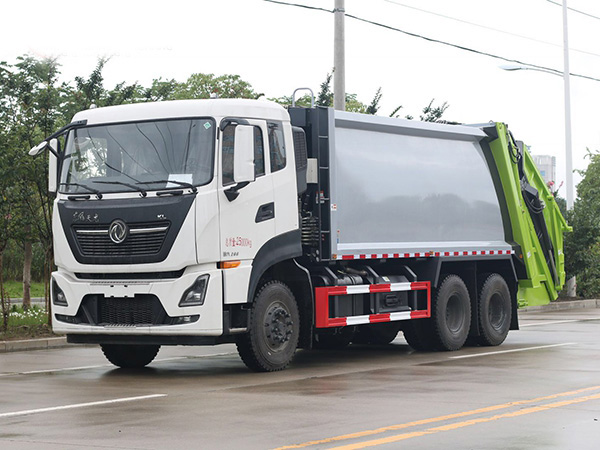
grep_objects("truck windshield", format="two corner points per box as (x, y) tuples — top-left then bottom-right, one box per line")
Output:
(60, 118), (215, 194)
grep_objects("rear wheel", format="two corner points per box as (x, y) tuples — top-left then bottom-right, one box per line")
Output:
(100, 344), (160, 368)
(475, 274), (511, 346)
(236, 281), (300, 372)
(431, 275), (471, 351)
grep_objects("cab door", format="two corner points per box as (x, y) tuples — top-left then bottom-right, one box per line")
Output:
(218, 120), (274, 304)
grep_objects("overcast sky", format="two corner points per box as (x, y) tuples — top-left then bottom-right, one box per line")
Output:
(3, 0), (600, 196)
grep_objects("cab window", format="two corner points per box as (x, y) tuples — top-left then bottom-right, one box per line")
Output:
(268, 122), (286, 172)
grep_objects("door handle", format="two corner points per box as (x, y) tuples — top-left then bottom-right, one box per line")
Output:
(255, 202), (275, 223)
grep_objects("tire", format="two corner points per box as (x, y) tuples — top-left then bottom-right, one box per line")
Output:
(431, 275), (471, 351)
(100, 344), (160, 368)
(236, 281), (300, 372)
(475, 274), (511, 346)
(402, 319), (437, 351)
(353, 322), (402, 345)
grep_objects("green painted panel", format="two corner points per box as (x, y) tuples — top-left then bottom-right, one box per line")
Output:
(488, 123), (570, 307)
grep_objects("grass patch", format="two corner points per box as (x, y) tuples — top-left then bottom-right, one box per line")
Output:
(1, 305), (57, 341)
(7, 305), (48, 326)
(2, 280), (46, 299)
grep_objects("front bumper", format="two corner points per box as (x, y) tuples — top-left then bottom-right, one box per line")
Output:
(51, 265), (223, 336)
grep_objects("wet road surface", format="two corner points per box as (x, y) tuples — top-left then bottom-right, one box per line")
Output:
(1, 307), (599, 449)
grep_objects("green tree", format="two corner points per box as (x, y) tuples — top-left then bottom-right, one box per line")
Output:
(69, 58), (107, 112)
(173, 73), (261, 100)
(273, 72), (449, 121)
(564, 149), (600, 297)
(316, 72), (333, 107)
(420, 99), (450, 123)
(0, 69), (16, 326)
(0, 56), (66, 310)
(143, 78), (180, 102)
(63, 58), (141, 118)
(366, 87), (382, 115)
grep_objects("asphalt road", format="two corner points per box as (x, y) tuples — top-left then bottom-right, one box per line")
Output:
(1, 307), (599, 450)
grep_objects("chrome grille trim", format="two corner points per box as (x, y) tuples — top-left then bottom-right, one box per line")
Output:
(72, 221), (170, 257)
(76, 225), (169, 235)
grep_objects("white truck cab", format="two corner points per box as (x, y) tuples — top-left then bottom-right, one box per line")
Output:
(51, 100), (301, 353)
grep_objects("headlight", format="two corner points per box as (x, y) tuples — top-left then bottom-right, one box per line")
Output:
(179, 275), (210, 307)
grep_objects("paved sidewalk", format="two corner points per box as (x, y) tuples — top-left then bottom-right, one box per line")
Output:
(519, 298), (600, 311)
(2, 299), (598, 354)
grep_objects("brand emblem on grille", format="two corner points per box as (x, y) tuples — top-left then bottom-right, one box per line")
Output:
(108, 219), (129, 244)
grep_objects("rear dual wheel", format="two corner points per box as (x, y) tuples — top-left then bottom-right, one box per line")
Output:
(403, 274), (471, 351)
(431, 274), (471, 351)
(475, 274), (511, 346)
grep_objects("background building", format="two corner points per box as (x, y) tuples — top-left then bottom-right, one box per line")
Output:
(532, 154), (556, 187)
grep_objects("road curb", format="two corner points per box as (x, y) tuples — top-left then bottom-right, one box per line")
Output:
(0, 336), (69, 353)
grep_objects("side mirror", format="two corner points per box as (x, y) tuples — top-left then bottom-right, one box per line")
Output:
(233, 125), (255, 184)
(29, 141), (47, 157)
(29, 138), (59, 157)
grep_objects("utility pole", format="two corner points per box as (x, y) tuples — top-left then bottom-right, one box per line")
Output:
(562, 0), (574, 209)
(334, 0), (345, 111)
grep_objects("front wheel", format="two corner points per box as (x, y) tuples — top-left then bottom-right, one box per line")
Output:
(100, 344), (160, 368)
(236, 281), (300, 372)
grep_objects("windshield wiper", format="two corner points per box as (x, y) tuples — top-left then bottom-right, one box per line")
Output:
(137, 180), (197, 193)
(60, 182), (103, 200)
(94, 180), (147, 197)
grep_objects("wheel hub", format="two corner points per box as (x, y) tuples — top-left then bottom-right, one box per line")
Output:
(446, 294), (465, 333)
(265, 304), (293, 349)
(489, 292), (506, 330)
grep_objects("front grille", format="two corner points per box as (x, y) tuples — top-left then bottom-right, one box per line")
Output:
(73, 221), (170, 257)
(57, 294), (199, 327)
(99, 296), (162, 325)
(75, 270), (185, 280)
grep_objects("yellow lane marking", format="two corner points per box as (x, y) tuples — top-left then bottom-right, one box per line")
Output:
(332, 392), (600, 449)
(274, 385), (600, 449)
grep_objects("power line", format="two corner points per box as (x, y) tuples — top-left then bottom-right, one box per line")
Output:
(262, 0), (600, 83)
(264, 0), (330, 13)
(384, 0), (600, 59)
(546, 0), (600, 21)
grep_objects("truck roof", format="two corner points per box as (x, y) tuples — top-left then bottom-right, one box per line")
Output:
(72, 98), (290, 126)
(334, 110), (488, 141)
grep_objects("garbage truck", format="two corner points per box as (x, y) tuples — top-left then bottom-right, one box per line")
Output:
(29, 95), (570, 371)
